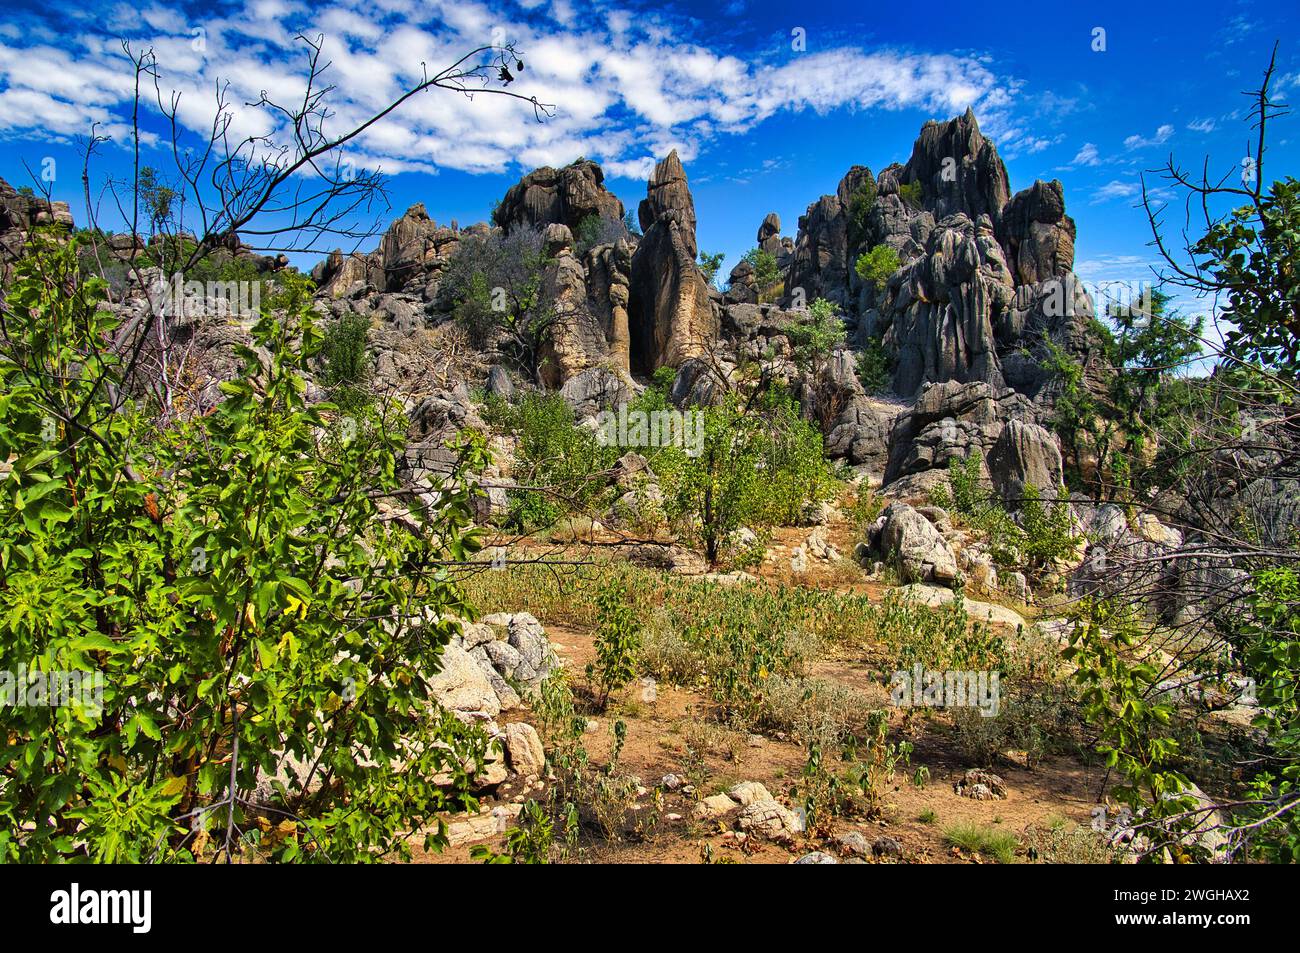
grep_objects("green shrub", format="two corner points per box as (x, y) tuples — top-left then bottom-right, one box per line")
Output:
(587, 579), (642, 709)
(943, 821), (1019, 863)
(846, 179), (879, 253)
(856, 335), (892, 392)
(898, 181), (923, 209)
(855, 245), (900, 293)
(740, 247), (781, 289)
(786, 297), (846, 376)
(321, 311), (371, 387)
(0, 236), (491, 862)
(482, 391), (619, 530)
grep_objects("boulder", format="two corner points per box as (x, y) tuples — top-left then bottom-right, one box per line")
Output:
(502, 722), (546, 777)
(987, 418), (1064, 503)
(878, 502), (959, 585)
(427, 642), (502, 718)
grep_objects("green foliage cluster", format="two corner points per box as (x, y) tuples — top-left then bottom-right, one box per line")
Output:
(785, 297), (846, 376)
(856, 335), (892, 392)
(846, 178), (878, 254)
(481, 390), (621, 530)
(0, 236), (492, 862)
(697, 250), (725, 287)
(586, 579), (642, 709)
(651, 389), (839, 563)
(441, 228), (556, 381)
(1238, 566), (1300, 860)
(1194, 177), (1300, 378)
(482, 379), (839, 560)
(855, 244), (900, 293)
(740, 247), (781, 291)
(930, 452), (1080, 582)
(898, 181), (923, 209)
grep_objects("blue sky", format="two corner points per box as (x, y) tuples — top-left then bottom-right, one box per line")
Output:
(0, 0), (1297, 316)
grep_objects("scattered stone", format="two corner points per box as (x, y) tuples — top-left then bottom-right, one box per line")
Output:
(954, 768), (1007, 800)
(872, 836), (903, 858)
(503, 722), (546, 777)
(693, 793), (739, 821)
(794, 851), (838, 864)
(834, 830), (871, 858)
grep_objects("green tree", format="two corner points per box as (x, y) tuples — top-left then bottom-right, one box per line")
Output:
(741, 247), (780, 290)
(441, 228), (558, 383)
(697, 250), (725, 287)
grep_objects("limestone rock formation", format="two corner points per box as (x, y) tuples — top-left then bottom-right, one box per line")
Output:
(903, 108), (1010, 225)
(785, 165), (874, 310)
(493, 158), (624, 234)
(628, 151), (717, 372)
(987, 418), (1065, 503)
(883, 380), (1040, 495)
(998, 179), (1077, 286)
(884, 212), (1016, 396)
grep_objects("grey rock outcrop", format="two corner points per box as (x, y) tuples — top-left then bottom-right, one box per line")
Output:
(493, 158), (625, 234)
(987, 418), (1064, 503)
(903, 108), (1010, 225)
(883, 379), (1039, 493)
(628, 151), (717, 372)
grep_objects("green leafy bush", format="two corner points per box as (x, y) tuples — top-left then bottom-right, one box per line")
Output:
(0, 236), (492, 862)
(856, 335), (892, 392)
(786, 297), (846, 375)
(855, 245), (900, 293)
(740, 247), (781, 290)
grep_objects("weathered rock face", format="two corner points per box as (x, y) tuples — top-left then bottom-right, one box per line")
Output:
(757, 211), (794, 271)
(997, 274), (1103, 404)
(903, 108), (1010, 225)
(988, 418), (1064, 503)
(997, 179), (1076, 286)
(884, 212), (1016, 397)
(785, 165), (874, 310)
(628, 151), (717, 373)
(583, 238), (634, 373)
(537, 224), (611, 387)
(315, 202), (461, 299)
(883, 379), (1040, 493)
(494, 158), (624, 234)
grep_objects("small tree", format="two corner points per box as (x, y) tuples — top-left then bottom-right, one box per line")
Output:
(855, 245), (900, 293)
(786, 297), (846, 377)
(441, 228), (558, 383)
(697, 250), (725, 287)
(586, 580), (641, 709)
(741, 247), (781, 290)
(0, 237), (494, 862)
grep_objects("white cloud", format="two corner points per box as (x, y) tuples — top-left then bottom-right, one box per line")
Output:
(1123, 123), (1174, 150)
(1091, 179), (1139, 204)
(1072, 142), (1101, 166)
(0, 0), (1023, 183)
(1187, 118), (1216, 133)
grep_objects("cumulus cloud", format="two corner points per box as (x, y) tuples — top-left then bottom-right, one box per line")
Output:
(1123, 123), (1174, 150)
(0, 0), (1022, 180)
